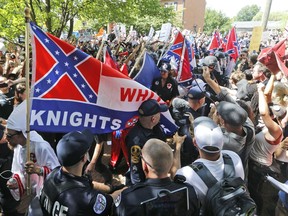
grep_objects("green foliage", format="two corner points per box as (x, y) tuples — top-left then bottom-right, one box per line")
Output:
(203, 9), (231, 34)
(0, 0), (175, 43)
(235, 5), (260, 21)
(252, 10), (288, 21)
(252, 10), (288, 29)
(0, 1), (26, 43)
(81, 0), (176, 34)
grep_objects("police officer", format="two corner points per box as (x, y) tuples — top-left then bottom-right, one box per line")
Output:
(151, 62), (179, 107)
(40, 129), (114, 216)
(125, 99), (167, 185)
(202, 55), (228, 88)
(114, 138), (200, 216)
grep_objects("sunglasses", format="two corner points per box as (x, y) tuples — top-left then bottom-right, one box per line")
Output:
(140, 152), (154, 169)
(6, 131), (21, 139)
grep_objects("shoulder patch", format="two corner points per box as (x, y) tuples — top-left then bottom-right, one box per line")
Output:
(114, 193), (121, 207)
(93, 194), (107, 214)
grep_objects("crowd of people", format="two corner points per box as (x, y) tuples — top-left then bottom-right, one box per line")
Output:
(0, 22), (287, 216)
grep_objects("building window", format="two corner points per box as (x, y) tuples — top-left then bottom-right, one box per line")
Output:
(164, 2), (178, 11)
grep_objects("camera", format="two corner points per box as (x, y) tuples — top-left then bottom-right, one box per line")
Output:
(10, 54), (16, 59)
(193, 67), (204, 74)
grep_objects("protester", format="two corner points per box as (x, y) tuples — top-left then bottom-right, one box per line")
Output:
(14, 83), (26, 107)
(252, 62), (270, 85)
(175, 116), (245, 203)
(125, 99), (168, 185)
(6, 101), (60, 216)
(113, 138), (200, 216)
(235, 48), (249, 72)
(0, 76), (15, 120)
(248, 82), (283, 216)
(0, 124), (22, 215)
(40, 129), (119, 216)
(151, 62), (179, 107)
(203, 67), (256, 178)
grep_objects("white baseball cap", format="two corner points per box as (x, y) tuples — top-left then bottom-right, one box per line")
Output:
(193, 116), (223, 153)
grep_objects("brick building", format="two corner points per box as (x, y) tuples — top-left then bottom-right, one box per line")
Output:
(160, 0), (206, 32)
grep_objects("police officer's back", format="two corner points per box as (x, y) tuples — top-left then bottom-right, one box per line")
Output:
(114, 138), (199, 216)
(40, 129), (113, 216)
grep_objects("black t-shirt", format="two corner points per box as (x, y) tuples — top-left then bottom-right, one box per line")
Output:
(151, 76), (179, 103)
(0, 88), (14, 119)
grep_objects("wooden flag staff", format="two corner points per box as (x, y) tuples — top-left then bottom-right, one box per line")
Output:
(24, 7), (31, 195)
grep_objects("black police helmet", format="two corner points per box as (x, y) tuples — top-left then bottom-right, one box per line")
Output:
(56, 129), (94, 167)
(214, 51), (225, 60)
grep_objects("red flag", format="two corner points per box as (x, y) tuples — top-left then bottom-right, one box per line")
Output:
(225, 27), (239, 60)
(207, 31), (222, 51)
(258, 38), (288, 75)
(221, 34), (228, 52)
(179, 43), (192, 85)
(177, 32), (193, 87)
(104, 47), (119, 71)
(161, 31), (192, 87)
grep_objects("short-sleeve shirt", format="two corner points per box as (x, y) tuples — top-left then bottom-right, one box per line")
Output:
(40, 167), (113, 216)
(125, 122), (166, 185)
(151, 76), (179, 103)
(176, 150), (244, 203)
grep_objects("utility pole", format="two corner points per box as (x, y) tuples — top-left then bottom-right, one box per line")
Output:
(261, 0), (273, 30)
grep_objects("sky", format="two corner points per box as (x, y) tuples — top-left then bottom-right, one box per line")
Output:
(206, 0), (288, 18)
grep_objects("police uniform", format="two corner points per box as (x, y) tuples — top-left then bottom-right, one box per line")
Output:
(125, 121), (166, 185)
(113, 177), (200, 216)
(40, 167), (113, 216)
(151, 76), (179, 104)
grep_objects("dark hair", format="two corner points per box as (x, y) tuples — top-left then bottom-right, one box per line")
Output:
(243, 69), (253, 81)
(249, 54), (258, 65)
(14, 83), (26, 105)
(254, 62), (271, 78)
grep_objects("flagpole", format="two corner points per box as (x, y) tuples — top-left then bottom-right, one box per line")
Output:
(157, 27), (172, 66)
(128, 48), (146, 77)
(96, 38), (105, 60)
(24, 7), (31, 195)
(177, 37), (186, 82)
(102, 45), (107, 63)
(157, 41), (169, 66)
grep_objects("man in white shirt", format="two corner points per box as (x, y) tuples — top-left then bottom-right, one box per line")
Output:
(175, 116), (245, 203)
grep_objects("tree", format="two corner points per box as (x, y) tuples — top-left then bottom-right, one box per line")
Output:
(253, 10), (288, 21)
(203, 9), (231, 34)
(235, 5), (260, 21)
(80, 0), (176, 35)
(0, 0), (176, 45)
(0, 1), (26, 45)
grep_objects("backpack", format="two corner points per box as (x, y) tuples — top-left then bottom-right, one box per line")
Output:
(191, 153), (256, 216)
(140, 187), (190, 216)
